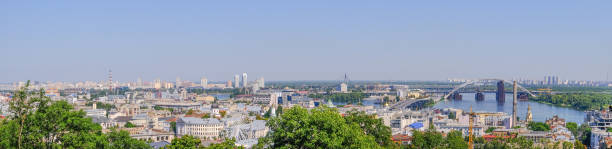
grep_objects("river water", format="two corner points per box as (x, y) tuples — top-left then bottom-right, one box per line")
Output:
(433, 93), (586, 124)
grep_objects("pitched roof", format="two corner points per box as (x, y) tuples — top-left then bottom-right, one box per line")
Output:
(178, 117), (221, 125)
(149, 141), (170, 149)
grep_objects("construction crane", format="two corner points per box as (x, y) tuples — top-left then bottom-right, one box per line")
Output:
(468, 105), (474, 149)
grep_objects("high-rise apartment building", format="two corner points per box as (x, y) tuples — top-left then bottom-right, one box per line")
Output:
(176, 77), (182, 87)
(137, 77), (142, 88)
(201, 77), (208, 88)
(234, 75), (240, 88)
(226, 80), (232, 88)
(154, 79), (162, 89)
(241, 73), (248, 88)
(257, 77), (265, 88)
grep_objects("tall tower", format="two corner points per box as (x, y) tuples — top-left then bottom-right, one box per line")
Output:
(343, 73), (350, 84)
(512, 81), (518, 127)
(234, 75), (240, 88)
(108, 69), (113, 92)
(241, 73), (248, 88)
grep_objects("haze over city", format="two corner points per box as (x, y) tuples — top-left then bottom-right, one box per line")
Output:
(3, 1), (612, 149)
(1, 1), (611, 82)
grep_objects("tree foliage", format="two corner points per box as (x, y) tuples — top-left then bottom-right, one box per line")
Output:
(527, 122), (550, 131)
(344, 109), (395, 147)
(125, 122), (136, 128)
(445, 130), (467, 149)
(165, 136), (242, 149)
(448, 112), (456, 119)
(266, 106), (382, 148)
(105, 129), (151, 149)
(166, 135), (201, 149)
(566, 122), (578, 137)
(532, 93), (612, 110)
(407, 129), (538, 149)
(0, 81), (150, 149)
(307, 92), (368, 104)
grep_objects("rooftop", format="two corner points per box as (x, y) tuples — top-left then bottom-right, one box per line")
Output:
(178, 117), (221, 125)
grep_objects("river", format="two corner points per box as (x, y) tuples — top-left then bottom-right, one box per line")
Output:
(433, 93), (586, 124)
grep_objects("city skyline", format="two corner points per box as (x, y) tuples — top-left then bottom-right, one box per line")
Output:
(1, 1), (611, 82)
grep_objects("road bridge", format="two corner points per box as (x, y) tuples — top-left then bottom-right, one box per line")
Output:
(443, 79), (537, 99)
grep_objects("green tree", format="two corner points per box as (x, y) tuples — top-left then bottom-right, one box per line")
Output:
(0, 81), (149, 148)
(154, 106), (164, 110)
(125, 122), (136, 128)
(446, 130), (467, 149)
(344, 109), (395, 148)
(267, 106), (381, 148)
(528, 122), (550, 131)
(562, 141), (573, 149)
(566, 122), (578, 137)
(219, 111), (227, 118)
(574, 140), (586, 149)
(578, 124), (591, 146)
(105, 129), (151, 149)
(202, 113), (211, 119)
(205, 139), (244, 149)
(485, 127), (496, 133)
(263, 108), (272, 118)
(275, 105), (283, 115)
(166, 135), (201, 149)
(408, 130), (444, 149)
(170, 121), (177, 136)
(448, 112), (456, 119)
(186, 109), (194, 115)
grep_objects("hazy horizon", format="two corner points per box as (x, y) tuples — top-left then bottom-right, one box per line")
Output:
(1, 1), (611, 82)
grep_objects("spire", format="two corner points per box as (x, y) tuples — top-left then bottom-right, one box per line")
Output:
(526, 104), (533, 122)
(343, 73), (349, 84)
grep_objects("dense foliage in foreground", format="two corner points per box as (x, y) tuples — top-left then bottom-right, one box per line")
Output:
(264, 106), (394, 148)
(531, 93), (612, 110)
(0, 83), (150, 149)
(407, 129), (586, 149)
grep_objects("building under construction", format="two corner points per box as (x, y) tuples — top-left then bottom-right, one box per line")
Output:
(517, 93), (529, 101)
(475, 90), (484, 101)
(447, 92), (462, 100)
(496, 81), (505, 103)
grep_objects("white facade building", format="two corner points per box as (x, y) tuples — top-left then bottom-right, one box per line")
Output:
(241, 73), (248, 88)
(176, 117), (224, 140)
(201, 77), (208, 88)
(234, 75), (240, 88)
(253, 93), (278, 106)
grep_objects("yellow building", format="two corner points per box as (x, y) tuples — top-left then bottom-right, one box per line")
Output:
(196, 96), (215, 102)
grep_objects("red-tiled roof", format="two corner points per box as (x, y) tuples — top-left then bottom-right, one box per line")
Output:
(392, 134), (411, 141)
(166, 117), (177, 122)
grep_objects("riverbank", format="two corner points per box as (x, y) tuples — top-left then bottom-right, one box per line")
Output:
(434, 93), (586, 123)
(530, 93), (612, 111)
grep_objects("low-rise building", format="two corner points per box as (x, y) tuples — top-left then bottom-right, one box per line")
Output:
(131, 129), (175, 143)
(438, 124), (485, 137)
(176, 117), (224, 140)
(591, 129), (612, 149)
(253, 93), (278, 106)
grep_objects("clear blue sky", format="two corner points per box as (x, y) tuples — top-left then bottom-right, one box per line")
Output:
(1, 1), (610, 82)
